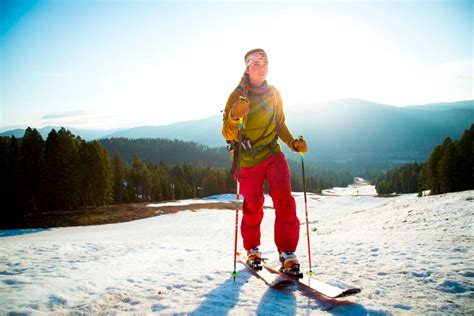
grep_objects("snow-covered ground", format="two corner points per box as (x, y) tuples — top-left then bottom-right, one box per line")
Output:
(1, 183), (473, 314)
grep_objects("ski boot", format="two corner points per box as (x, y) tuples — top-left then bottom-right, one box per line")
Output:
(279, 251), (303, 278)
(247, 247), (263, 271)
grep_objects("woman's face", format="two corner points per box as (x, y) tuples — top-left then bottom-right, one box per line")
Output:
(247, 61), (268, 86)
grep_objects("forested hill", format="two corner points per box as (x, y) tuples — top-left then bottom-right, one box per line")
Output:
(99, 138), (230, 168)
(0, 128), (355, 228)
(373, 124), (474, 195)
(98, 100), (474, 164)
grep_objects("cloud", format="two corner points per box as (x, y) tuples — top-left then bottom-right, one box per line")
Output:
(41, 111), (127, 129)
(42, 110), (88, 120)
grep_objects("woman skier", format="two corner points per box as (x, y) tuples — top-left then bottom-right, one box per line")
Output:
(222, 48), (308, 275)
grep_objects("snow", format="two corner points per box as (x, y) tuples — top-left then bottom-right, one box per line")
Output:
(202, 194), (240, 202)
(147, 197), (237, 207)
(1, 182), (473, 314)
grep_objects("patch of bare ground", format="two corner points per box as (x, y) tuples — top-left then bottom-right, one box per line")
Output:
(9, 201), (274, 229)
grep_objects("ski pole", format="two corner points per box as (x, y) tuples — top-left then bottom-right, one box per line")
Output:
(299, 135), (313, 276)
(231, 115), (244, 281)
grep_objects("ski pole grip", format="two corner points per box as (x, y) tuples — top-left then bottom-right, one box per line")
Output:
(298, 135), (305, 157)
(238, 96), (247, 128)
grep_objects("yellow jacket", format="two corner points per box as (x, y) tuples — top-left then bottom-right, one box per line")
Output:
(222, 86), (294, 167)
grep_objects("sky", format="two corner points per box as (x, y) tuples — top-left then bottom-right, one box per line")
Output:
(0, 0), (472, 130)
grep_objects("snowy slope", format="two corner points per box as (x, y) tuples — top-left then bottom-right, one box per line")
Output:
(0, 184), (473, 314)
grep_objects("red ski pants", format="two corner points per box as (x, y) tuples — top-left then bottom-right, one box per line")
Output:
(235, 152), (300, 252)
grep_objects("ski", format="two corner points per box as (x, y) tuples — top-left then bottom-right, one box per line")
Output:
(236, 252), (294, 288)
(262, 261), (361, 298)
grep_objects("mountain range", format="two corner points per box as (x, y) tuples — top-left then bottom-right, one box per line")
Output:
(2, 99), (472, 170)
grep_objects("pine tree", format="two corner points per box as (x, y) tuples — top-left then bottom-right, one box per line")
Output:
(424, 144), (445, 194)
(224, 172), (235, 195)
(129, 155), (152, 202)
(418, 162), (429, 194)
(455, 124), (474, 190)
(44, 128), (81, 210)
(112, 151), (129, 203)
(20, 128), (45, 213)
(149, 164), (163, 201)
(44, 129), (60, 210)
(57, 128), (82, 209)
(202, 170), (216, 196)
(78, 140), (94, 207)
(95, 142), (114, 206)
(10, 136), (26, 215)
(0, 137), (12, 227)
(78, 141), (113, 207)
(2, 137), (23, 225)
(438, 138), (456, 194)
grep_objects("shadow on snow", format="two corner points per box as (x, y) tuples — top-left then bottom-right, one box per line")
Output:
(256, 285), (297, 315)
(190, 269), (252, 315)
(191, 267), (390, 315)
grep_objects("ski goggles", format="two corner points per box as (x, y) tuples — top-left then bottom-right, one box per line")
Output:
(245, 50), (268, 68)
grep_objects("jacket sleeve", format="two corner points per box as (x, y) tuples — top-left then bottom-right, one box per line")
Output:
(222, 91), (241, 141)
(274, 88), (295, 149)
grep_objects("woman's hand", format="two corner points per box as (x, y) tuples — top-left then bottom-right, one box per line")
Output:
(291, 138), (308, 153)
(230, 96), (250, 120)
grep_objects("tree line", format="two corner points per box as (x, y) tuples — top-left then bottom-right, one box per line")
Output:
(1, 127), (354, 228)
(99, 137), (354, 193)
(0, 128), (235, 228)
(99, 137), (230, 167)
(374, 124), (473, 195)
